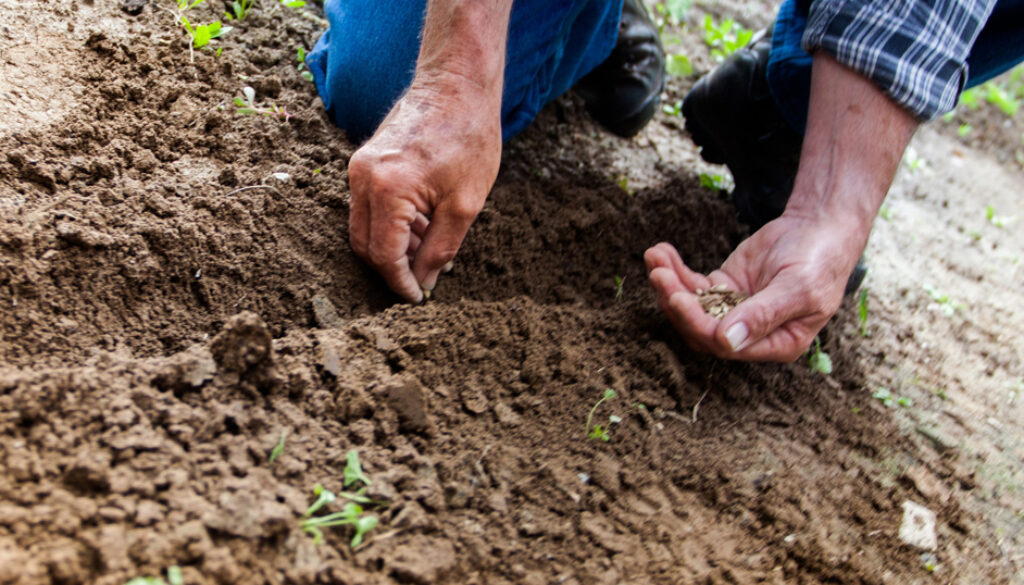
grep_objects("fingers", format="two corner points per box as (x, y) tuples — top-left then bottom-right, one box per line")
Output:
(366, 196), (423, 303)
(644, 243), (712, 291)
(412, 191), (482, 291)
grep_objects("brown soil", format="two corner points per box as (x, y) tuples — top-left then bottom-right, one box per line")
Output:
(1, 1), (1021, 585)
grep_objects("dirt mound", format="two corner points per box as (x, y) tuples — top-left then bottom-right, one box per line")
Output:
(0, 1), (1017, 584)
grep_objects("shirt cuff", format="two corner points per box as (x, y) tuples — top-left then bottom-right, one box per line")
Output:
(801, 0), (995, 120)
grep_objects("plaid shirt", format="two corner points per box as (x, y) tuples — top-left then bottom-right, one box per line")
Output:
(802, 0), (997, 120)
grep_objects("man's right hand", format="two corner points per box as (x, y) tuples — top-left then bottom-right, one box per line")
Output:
(346, 0), (512, 303)
(347, 74), (502, 303)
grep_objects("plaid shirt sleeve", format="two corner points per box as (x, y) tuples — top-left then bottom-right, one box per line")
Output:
(801, 0), (997, 120)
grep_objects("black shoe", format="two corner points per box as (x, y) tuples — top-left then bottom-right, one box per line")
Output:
(682, 30), (867, 294)
(574, 0), (665, 137)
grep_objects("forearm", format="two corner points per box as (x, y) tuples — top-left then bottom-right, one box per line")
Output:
(784, 55), (919, 255)
(414, 0), (514, 93)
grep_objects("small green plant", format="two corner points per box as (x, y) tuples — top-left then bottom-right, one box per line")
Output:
(343, 449), (372, 487)
(665, 53), (693, 77)
(857, 289), (869, 337)
(957, 123), (973, 137)
(658, 0), (693, 24)
(299, 484), (379, 547)
(984, 81), (1019, 117)
(235, 86), (294, 121)
(702, 15), (753, 61)
(807, 337), (832, 375)
(985, 204), (1017, 227)
(699, 172), (731, 191)
(922, 284), (966, 316)
(959, 87), (981, 110)
(124, 566), (183, 585)
(933, 387), (948, 401)
(226, 0), (254, 20)
(872, 387), (912, 408)
(280, 0), (307, 7)
(613, 275), (624, 301)
(296, 46), (315, 82)
(175, 0), (231, 53)
(662, 99), (683, 117)
(586, 388), (617, 442)
(878, 205), (893, 220)
(903, 148), (925, 172)
(268, 430), (287, 464)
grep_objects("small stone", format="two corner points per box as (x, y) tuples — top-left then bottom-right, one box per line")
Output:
(311, 294), (344, 329)
(493, 402), (521, 426)
(122, 0), (146, 15)
(460, 385), (489, 415)
(320, 344), (342, 377)
(382, 376), (432, 434)
(899, 500), (937, 551)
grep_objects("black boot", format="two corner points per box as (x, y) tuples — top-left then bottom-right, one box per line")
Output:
(575, 0), (666, 138)
(682, 30), (867, 294)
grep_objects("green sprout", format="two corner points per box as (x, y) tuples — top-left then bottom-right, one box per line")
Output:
(807, 337), (832, 375)
(872, 387), (912, 408)
(699, 172), (731, 191)
(300, 485), (379, 547)
(959, 87), (981, 110)
(878, 205), (893, 220)
(662, 99), (683, 117)
(985, 204), (1017, 227)
(280, 0), (307, 7)
(857, 289), (869, 337)
(296, 46), (315, 82)
(657, 0), (693, 25)
(702, 15), (753, 61)
(343, 450), (372, 488)
(922, 284), (967, 316)
(665, 53), (693, 77)
(984, 81), (1019, 117)
(586, 388), (617, 442)
(124, 566), (183, 585)
(227, 0), (254, 20)
(268, 430), (287, 464)
(235, 86), (293, 121)
(957, 123), (973, 137)
(613, 275), (624, 301)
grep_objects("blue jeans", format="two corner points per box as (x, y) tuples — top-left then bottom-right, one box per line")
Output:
(307, 0), (621, 143)
(768, 0), (1024, 134)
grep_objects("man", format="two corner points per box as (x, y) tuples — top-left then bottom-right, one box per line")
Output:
(306, 0), (1020, 362)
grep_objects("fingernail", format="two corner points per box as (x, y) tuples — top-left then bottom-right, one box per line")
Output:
(725, 322), (749, 352)
(442, 260), (455, 273)
(421, 288), (432, 301)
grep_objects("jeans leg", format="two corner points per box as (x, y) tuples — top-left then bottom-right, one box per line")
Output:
(306, 0), (621, 144)
(765, 0), (1024, 136)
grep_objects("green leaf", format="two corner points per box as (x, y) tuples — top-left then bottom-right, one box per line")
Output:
(665, 54), (693, 77)
(166, 567), (183, 585)
(351, 515), (378, 547)
(268, 430), (287, 464)
(192, 24), (211, 48)
(857, 289), (869, 337)
(304, 484), (336, 517)
(808, 350), (832, 375)
(343, 450), (372, 487)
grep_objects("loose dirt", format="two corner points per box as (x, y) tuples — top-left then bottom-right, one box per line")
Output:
(1, 1), (1022, 585)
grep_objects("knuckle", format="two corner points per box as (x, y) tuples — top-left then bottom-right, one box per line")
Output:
(450, 196), (484, 221)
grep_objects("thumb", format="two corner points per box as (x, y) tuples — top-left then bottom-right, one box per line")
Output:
(716, 278), (814, 359)
(412, 193), (482, 291)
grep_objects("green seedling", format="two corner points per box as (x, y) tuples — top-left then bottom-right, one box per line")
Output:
(281, 0), (307, 7)
(226, 0), (254, 20)
(903, 148), (925, 172)
(857, 289), (869, 337)
(300, 486), (379, 547)
(586, 388), (617, 442)
(663, 99), (682, 117)
(268, 430), (287, 464)
(296, 46), (315, 82)
(985, 204), (1017, 227)
(615, 174), (633, 195)
(343, 450), (372, 487)
(922, 284), (966, 316)
(872, 387), (912, 408)
(658, 0), (693, 25)
(699, 172), (731, 191)
(984, 81), (1019, 117)
(177, 0), (204, 10)
(613, 275), (624, 301)
(933, 387), (948, 401)
(807, 337), (832, 375)
(702, 15), (753, 61)
(957, 123), (973, 137)
(124, 566), (183, 585)
(878, 205), (893, 220)
(959, 87), (981, 110)
(665, 53), (693, 77)
(179, 16), (231, 49)
(235, 86), (294, 121)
